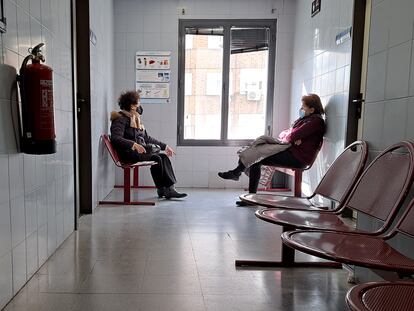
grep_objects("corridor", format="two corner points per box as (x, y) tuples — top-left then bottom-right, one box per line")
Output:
(4, 189), (350, 311)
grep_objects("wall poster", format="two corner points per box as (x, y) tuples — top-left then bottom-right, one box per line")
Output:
(135, 51), (171, 104)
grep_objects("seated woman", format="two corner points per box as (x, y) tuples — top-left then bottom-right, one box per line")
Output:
(110, 90), (186, 199)
(218, 93), (325, 205)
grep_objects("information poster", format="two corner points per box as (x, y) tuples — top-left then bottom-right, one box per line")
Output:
(135, 51), (171, 104)
(136, 83), (170, 99)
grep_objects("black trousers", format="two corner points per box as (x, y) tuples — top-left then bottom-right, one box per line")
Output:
(248, 150), (304, 193)
(121, 151), (177, 189)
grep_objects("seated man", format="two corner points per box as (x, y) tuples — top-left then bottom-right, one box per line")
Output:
(218, 93), (325, 204)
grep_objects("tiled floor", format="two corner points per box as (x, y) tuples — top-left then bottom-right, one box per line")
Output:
(4, 189), (352, 311)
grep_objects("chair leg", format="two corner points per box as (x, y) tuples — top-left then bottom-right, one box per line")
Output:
(294, 170), (302, 197)
(99, 167), (156, 206)
(235, 226), (341, 269)
(124, 167), (131, 203)
(114, 166), (156, 189)
(133, 166), (139, 188)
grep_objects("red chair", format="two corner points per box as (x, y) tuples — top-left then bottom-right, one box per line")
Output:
(99, 134), (157, 206)
(346, 281), (414, 311)
(255, 139), (325, 196)
(281, 196), (414, 281)
(240, 141), (368, 210)
(236, 141), (414, 268)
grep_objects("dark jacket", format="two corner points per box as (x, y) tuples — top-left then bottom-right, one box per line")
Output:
(285, 114), (325, 166)
(110, 111), (166, 161)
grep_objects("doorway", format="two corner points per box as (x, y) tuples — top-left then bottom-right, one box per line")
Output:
(73, 0), (93, 215)
(346, 0), (368, 145)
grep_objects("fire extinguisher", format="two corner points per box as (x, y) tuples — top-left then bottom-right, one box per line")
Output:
(17, 43), (56, 154)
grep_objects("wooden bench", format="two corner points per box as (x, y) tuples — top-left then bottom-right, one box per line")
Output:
(99, 134), (157, 206)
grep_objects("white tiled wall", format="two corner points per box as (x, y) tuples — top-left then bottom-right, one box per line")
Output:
(289, 0), (354, 193)
(356, 0), (414, 282)
(113, 0), (296, 189)
(90, 0), (114, 206)
(0, 0), (74, 307)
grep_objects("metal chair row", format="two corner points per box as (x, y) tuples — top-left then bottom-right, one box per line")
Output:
(236, 140), (414, 311)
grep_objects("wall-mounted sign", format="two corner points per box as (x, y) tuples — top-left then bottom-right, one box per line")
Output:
(135, 51), (171, 104)
(0, 0), (7, 33)
(136, 70), (170, 83)
(311, 0), (321, 17)
(336, 27), (352, 45)
(137, 82), (170, 99)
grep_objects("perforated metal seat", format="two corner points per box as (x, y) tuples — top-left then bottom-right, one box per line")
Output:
(346, 281), (414, 311)
(241, 140), (368, 211)
(282, 196), (414, 279)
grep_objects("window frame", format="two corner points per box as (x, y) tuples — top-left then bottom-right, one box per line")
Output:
(177, 19), (277, 146)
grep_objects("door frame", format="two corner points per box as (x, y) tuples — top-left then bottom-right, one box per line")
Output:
(70, 0), (79, 228)
(74, 0), (93, 215)
(346, 0), (367, 145)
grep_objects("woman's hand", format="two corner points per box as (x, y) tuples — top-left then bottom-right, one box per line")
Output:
(294, 139), (302, 145)
(165, 145), (176, 157)
(132, 143), (146, 154)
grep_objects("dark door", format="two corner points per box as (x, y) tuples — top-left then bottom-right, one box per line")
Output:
(74, 0), (93, 214)
(346, 0), (367, 145)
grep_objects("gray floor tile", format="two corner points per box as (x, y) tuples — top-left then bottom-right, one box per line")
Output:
(137, 294), (205, 311)
(90, 259), (147, 275)
(199, 276), (266, 295)
(71, 294), (141, 311)
(204, 294), (281, 311)
(140, 275), (202, 294)
(144, 258), (198, 276)
(79, 273), (144, 293)
(4, 292), (78, 311)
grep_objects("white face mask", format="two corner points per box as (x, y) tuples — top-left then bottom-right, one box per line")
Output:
(299, 108), (306, 118)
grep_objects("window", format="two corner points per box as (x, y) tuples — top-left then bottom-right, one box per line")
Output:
(178, 20), (276, 146)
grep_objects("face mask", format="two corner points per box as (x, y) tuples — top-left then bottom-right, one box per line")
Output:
(299, 108), (305, 118)
(137, 105), (143, 115)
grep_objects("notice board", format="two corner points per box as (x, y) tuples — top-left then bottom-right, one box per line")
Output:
(135, 51), (171, 104)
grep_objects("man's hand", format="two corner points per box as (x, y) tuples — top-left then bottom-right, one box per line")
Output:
(132, 143), (146, 153)
(165, 145), (176, 157)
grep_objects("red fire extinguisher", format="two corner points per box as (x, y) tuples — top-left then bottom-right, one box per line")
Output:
(17, 43), (56, 154)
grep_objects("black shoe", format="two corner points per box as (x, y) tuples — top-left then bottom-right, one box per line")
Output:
(236, 200), (254, 207)
(218, 170), (241, 181)
(157, 187), (166, 198)
(164, 186), (187, 199)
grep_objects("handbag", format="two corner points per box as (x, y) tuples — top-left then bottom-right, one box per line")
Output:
(145, 143), (161, 154)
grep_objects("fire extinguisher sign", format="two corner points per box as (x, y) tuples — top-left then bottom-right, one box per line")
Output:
(39, 79), (54, 131)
